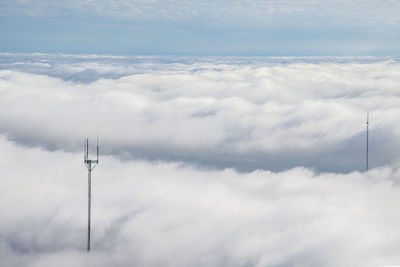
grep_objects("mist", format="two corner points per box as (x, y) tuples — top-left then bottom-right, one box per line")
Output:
(1, 54), (400, 172)
(1, 54), (400, 267)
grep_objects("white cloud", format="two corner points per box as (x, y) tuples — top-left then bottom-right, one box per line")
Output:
(1, 136), (400, 266)
(1, 54), (400, 172)
(2, 54), (400, 266)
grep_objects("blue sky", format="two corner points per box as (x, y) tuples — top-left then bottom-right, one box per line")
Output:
(1, 0), (399, 55)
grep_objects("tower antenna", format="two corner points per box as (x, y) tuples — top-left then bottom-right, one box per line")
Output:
(84, 137), (99, 252)
(366, 112), (369, 171)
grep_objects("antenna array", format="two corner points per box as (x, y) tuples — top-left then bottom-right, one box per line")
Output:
(84, 137), (99, 252)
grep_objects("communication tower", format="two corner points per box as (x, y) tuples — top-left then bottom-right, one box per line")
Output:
(84, 137), (99, 252)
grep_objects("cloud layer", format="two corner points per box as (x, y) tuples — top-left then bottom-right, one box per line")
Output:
(1, 136), (400, 267)
(1, 54), (400, 172)
(2, 54), (400, 266)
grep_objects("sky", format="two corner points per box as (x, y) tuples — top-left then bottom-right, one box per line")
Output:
(1, 0), (400, 55)
(1, 1), (400, 266)
(1, 54), (400, 266)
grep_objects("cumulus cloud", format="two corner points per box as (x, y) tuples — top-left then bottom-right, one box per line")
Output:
(1, 136), (400, 267)
(1, 54), (400, 172)
(2, 53), (400, 266)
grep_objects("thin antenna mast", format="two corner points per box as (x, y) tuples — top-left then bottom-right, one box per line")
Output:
(366, 112), (369, 171)
(84, 137), (99, 252)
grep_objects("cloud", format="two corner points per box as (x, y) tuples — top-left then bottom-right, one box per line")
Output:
(1, 54), (400, 172)
(2, 54), (400, 266)
(2, 0), (400, 27)
(1, 136), (400, 267)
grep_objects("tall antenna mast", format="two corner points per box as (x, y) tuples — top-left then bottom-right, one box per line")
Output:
(366, 112), (369, 171)
(84, 137), (99, 252)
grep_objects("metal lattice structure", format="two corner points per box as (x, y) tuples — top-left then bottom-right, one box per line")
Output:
(84, 137), (99, 252)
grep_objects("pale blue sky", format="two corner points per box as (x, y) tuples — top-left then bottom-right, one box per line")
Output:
(0, 0), (399, 55)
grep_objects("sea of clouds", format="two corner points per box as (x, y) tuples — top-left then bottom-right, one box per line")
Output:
(1, 53), (400, 266)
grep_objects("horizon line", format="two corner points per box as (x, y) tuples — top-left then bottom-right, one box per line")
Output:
(1, 51), (400, 58)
